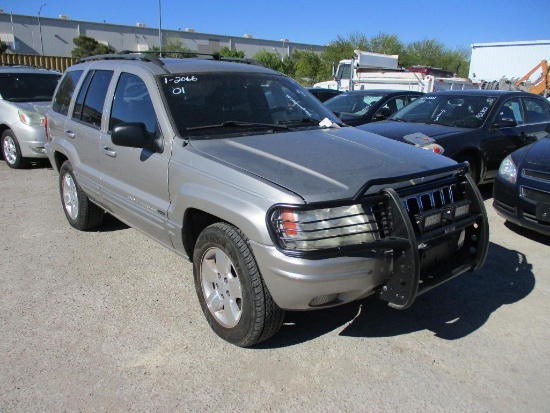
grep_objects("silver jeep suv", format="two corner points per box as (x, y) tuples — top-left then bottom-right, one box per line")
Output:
(45, 53), (489, 346)
(0, 66), (61, 168)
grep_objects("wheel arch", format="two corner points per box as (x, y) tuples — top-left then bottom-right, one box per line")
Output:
(454, 148), (485, 183)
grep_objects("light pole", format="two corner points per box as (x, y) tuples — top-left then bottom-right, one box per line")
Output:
(281, 38), (289, 62)
(158, 0), (162, 56)
(38, 3), (46, 56)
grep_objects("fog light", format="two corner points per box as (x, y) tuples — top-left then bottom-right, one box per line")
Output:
(454, 200), (471, 219)
(415, 210), (442, 233)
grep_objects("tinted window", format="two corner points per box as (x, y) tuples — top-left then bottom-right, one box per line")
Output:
(52, 70), (83, 115)
(498, 98), (523, 125)
(0, 72), (61, 102)
(72, 70), (113, 129)
(109, 73), (158, 135)
(524, 97), (550, 124)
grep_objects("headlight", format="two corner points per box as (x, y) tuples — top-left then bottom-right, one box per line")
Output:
(18, 110), (45, 127)
(498, 155), (517, 184)
(270, 204), (379, 252)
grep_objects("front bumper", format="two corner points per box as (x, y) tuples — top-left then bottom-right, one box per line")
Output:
(258, 167), (489, 311)
(493, 175), (550, 236)
(11, 122), (48, 159)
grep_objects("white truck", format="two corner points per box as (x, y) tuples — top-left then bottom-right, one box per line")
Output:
(313, 50), (478, 93)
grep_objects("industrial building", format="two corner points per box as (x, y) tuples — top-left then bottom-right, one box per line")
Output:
(469, 40), (550, 82)
(0, 11), (323, 59)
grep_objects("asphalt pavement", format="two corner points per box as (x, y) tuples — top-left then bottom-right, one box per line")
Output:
(1, 159), (549, 412)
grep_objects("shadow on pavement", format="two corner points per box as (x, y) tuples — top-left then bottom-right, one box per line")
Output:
(259, 241), (534, 349)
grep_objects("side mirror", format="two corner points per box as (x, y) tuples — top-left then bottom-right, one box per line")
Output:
(492, 118), (518, 129)
(111, 122), (163, 152)
(374, 108), (392, 121)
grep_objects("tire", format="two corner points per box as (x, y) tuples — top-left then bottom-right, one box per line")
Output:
(456, 154), (480, 185)
(59, 161), (104, 230)
(1, 129), (28, 169)
(193, 222), (285, 347)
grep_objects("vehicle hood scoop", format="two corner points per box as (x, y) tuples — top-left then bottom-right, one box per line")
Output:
(191, 128), (455, 202)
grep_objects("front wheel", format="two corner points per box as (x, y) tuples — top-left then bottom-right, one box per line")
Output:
(456, 154), (481, 185)
(1, 130), (27, 169)
(59, 161), (104, 230)
(193, 222), (285, 347)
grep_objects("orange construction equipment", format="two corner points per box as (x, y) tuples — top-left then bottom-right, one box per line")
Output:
(516, 60), (549, 97)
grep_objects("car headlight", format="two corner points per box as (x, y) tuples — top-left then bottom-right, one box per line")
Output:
(498, 155), (517, 184)
(269, 204), (379, 252)
(18, 110), (45, 127)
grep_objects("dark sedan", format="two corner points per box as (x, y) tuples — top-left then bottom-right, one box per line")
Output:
(493, 136), (550, 236)
(324, 89), (423, 126)
(358, 90), (550, 184)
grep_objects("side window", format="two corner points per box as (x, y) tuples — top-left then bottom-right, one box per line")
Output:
(109, 72), (158, 135)
(524, 98), (550, 124)
(52, 70), (83, 115)
(498, 98), (524, 125)
(72, 70), (114, 129)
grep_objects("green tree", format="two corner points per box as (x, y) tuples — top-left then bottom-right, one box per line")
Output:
(0, 40), (9, 55)
(252, 49), (284, 72)
(149, 37), (196, 57)
(293, 50), (323, 85)
(71, 35), (115, 58)
(216, 46), (245, 58)
(366, 33), (404, 57)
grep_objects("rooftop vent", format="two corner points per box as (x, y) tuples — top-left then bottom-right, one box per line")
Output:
(136, 23), (147, 28)
(184, 28), (195, 32)
(243, 34), (254, 39)
(59, 15), (71, 20)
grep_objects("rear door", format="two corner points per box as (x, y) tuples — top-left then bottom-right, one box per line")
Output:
(60, 69), (114, 202)
(99, 71), (172, 247)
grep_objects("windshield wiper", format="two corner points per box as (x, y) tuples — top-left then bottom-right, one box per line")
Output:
(187, 121), (290, 131)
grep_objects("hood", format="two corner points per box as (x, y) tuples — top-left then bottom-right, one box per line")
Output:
(190, 127), (457, 203)
(523, 138), (550, 170)
(10, 101), (51, 115)
(358, 121), (471, 142)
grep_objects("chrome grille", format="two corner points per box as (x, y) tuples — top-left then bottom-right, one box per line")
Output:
(402, 184), (458, 214)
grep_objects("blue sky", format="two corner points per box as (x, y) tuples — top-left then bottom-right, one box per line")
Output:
(2, 0), (548, 49)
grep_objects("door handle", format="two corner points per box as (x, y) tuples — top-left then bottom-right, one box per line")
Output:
(65, 130), (75, 138)
(101, 146), (117, 157)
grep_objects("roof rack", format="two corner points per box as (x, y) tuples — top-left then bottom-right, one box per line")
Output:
(77, 51), (164, 65)
(76, 50), (264, 68)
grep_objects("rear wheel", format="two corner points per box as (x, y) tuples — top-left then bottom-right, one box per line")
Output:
(59, 161), (104, 230)
(1, 130), (27, 169)
(193, 222), (284, 347)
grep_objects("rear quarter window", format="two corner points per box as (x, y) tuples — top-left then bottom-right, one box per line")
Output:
(52, 70), (84, 116)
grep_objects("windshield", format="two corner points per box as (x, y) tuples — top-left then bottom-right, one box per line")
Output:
(392, 94), (498, 128)
(160, 72), (340, 138)
(0, 73), (61, 102)
(325, 93), (384, 116)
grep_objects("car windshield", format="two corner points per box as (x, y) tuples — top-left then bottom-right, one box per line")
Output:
(391, 94), (498, 128)
(325, 93), (384, 116)
(160, 72), (340, 138)
(0, 73), (61, 102)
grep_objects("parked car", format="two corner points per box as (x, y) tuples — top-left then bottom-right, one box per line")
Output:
(45, 52), (488, 346)
(324, 89), (423, 126)
(306, 87), (343, 102)
(0, 66), (61, 168)
(493, 135), (550, 236)
(358, 90), (550, 184)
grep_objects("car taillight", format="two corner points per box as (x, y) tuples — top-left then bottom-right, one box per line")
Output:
(44, 117), (50, 142)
